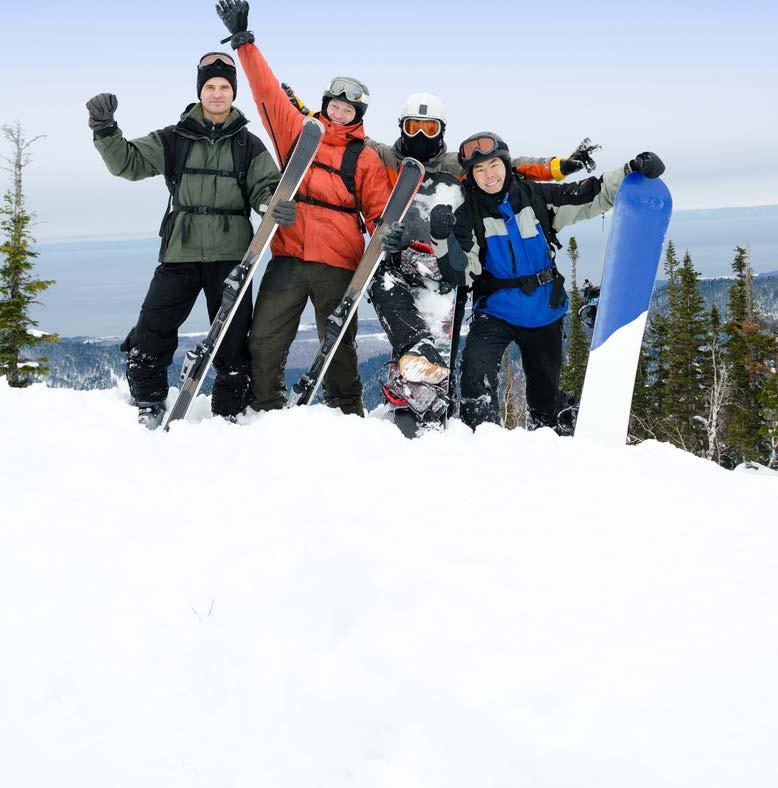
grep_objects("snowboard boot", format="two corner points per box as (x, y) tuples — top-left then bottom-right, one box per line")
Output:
(555, 391), (578, 436)
(137, 401), (166, 430)
(398, 340), (449, 385)
(383, 361), (449, 438)
(526, 409), (557, 432)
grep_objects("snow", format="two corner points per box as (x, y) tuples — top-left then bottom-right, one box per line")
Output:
(1, 379), (777, 788)
(414, 181), (465, 219)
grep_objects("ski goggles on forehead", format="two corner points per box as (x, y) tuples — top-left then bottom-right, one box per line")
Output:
(198, 52), (236, 69)
(458, 134), (501, 163)
(327, 78), (367, 103)
(402, 117), (442, 138)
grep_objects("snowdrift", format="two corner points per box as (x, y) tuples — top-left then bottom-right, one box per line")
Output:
(1, 380), (776, 788)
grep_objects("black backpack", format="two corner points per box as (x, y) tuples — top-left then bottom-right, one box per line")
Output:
(289, 136), (366, 233)
(156, 122), (266, 258)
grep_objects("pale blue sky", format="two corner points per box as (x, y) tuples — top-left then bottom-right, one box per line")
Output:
(4, 0), (778, 240)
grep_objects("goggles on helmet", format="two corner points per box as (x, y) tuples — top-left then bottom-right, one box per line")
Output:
(458, 134), (501, 165)
(327, 78), (367, 104)
(198, 52), (236, 69)
(402, 117), (442, 139)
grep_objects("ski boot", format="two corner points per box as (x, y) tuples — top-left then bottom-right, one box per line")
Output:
(137, 401), (166, 430)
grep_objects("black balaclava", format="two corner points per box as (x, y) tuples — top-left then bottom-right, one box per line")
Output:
(400, 129), (445, 163)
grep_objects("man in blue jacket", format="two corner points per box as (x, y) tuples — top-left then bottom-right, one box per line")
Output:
(429, 132), (664, 432)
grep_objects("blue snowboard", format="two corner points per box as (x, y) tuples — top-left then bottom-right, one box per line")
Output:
(575, 173), (672, 446)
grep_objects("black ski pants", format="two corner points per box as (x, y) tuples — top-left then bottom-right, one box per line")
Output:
(460, 312), (563, 430)
(248, 257), (363, 415)
(122, 260), (252, 415)
(368, 258), (432, 356)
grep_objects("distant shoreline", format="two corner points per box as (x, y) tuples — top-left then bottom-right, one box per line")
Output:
(33, 203), (778, 246)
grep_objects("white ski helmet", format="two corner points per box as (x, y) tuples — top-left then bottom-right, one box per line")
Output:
(398, 93), (447, 125)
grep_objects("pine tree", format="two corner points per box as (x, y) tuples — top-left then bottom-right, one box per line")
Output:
(630, 243), (680, 441)
(560, 237), (590, 399)
(665, 250), (709, 453)
(663, 239), (680, 315)
(723, 246), (774, 465)
(758, 356), (777, 469)
(0, 122), (57, 387)
(631, 313), (670, 440)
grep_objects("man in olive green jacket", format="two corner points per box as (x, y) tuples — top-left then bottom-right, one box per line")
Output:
(87, 52), (290, 427)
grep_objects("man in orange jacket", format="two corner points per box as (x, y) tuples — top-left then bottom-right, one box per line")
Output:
(217, 0), (392, 416)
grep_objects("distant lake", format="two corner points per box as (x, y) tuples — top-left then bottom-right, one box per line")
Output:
(29, 204), (778, 337)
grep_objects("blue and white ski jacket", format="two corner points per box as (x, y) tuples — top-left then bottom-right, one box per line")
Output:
(432, 164), (626, 328)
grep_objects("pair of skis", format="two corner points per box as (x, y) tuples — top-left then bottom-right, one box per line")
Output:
(162, 117), (325, 430)
(288, 158), (424, 407)
(163, 114), (423, 429)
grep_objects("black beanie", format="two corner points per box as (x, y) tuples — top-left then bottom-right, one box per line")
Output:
(197, 54), (238, 100)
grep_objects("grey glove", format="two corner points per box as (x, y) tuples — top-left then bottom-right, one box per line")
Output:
(86, 93), (118, 132)
(627, 152), (665, 179)
(271, 200), (296, 227)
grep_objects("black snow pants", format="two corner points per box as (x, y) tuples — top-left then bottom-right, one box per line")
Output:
(121, 261), (252, 417)
(460, 311), (563, 430)
(367, 257), (432, 357)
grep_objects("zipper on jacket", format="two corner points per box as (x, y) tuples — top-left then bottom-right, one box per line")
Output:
(501, 196), (518, 274)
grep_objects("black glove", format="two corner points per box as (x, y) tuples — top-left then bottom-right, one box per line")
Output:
(429, 204), (456, 239)
(627, 152), (665, 179)
(559, 157), (584, 177)
(567, 137), (601, 174)
(216, 0), (254, 47)
(282, 83), (311, 116)
(381, 222), (406, 255)
(271, 200), (296, 227)
(86, 93), (118, 132)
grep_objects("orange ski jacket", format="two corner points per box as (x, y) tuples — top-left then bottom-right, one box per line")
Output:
(237, 43), (393, 271)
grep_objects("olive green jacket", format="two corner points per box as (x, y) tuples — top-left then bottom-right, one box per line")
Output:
(94, 104), (281, 262)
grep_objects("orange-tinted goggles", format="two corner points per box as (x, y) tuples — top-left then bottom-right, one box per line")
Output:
(459, 135), (498, 162)
(198, 52), (236, 69)
(402, 117), (442, 139)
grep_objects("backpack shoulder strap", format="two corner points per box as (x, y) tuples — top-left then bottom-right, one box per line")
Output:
(340, 139), (365, 196)
(522, 176), (562, 254)
(158, 125), (193, 195)
(341, 139), (366, 232)
(232, 128), (268, 215)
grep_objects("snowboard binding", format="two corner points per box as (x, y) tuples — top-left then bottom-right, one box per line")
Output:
(382, 361), (450, 438)
(577, 285), (600, 329)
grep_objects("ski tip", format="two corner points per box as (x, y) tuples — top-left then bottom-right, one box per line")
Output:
(399, 156), (424, 173)
(302, 116), (325, 133)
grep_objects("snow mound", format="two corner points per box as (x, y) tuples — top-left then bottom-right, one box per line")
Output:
(1, 381), (776, 788)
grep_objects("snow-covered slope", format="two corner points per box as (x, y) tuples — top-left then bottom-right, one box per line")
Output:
(1, 381), (776, 788)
